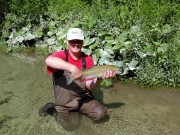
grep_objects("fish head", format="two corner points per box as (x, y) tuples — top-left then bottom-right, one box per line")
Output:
(117, 68), (124, 74)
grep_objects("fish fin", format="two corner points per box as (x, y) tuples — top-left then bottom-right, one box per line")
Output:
(63, 70), (73, 85)
(66, 78), (73, 85)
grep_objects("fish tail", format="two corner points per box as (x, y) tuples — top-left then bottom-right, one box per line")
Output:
(63, 70), (73, 85)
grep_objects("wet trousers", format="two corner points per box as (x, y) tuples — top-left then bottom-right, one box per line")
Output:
(53, 74), (107, 121)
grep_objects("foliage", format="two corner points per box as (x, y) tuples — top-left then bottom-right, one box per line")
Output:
(9, 0), (49, 17)
(0, 0), (179, 88)
(0, 0), (9, 23)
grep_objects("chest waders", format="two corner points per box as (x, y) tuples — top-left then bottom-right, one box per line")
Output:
(52, 50), (107, 121)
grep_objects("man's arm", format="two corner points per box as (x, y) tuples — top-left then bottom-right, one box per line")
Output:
(45, 56), (84, 80)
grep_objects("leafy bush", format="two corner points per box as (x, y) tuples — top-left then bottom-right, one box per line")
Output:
(9, 0), (49, 17)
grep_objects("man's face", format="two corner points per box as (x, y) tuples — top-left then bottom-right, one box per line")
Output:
(67, 39), (83, 53)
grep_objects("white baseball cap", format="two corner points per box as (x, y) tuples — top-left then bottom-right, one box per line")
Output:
(67, 28), (84, 40)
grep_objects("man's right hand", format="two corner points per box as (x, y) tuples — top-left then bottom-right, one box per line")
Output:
(71, 66), (85, 81)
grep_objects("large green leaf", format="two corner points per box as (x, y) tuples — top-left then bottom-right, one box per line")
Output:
(82, 48), (92, 55)
(127, 59), (139, 70)
(24, 33), (35, 40)
(157, 43), (168, 53)
(137, 51), (147, 58)
(95, 49), (100, 59)
(113, 43), (122, 50)
(46, 37), (56, 45)
(34, 28), (43, 38)
(162, 24), (171, 34)
(104, 42), (113, 50)
(15, 36), (24, 43)
(98, 57), (111, 65)
(2, 30), (9, 38)
(120, 47), (126, 53)
(84, 37), (96, 47)
(89, 41), (99, 50)
(112, 60), (124, 67)
(118, 33), (127, 43)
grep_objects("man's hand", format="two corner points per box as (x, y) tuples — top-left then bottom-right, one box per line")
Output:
(71, 66), (85, 81)
(102, 70), (116, 79)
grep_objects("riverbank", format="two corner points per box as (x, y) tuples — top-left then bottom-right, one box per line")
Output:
(0, 53), (180, 135)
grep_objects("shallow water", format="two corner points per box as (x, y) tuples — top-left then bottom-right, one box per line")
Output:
(0, 53), (180, 135)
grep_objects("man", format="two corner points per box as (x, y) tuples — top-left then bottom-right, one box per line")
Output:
(44, 28), (116, 122)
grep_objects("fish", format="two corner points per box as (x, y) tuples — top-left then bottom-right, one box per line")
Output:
(64, 65), (123, 85)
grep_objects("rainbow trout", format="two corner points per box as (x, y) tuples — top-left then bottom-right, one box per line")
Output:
(64, 65), (122, 85)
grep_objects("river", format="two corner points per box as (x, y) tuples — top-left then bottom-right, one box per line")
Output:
(0, 53), (180, 135)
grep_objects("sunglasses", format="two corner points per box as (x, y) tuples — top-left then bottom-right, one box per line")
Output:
(68, 40), (83, 44)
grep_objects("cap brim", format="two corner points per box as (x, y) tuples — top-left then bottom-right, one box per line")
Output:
(67, 36), (84, 40)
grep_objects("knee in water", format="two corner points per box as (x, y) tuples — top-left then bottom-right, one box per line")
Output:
(94, 107), (107, 121)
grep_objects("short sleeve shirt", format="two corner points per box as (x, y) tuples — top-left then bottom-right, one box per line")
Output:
(46, 50), (94, 74)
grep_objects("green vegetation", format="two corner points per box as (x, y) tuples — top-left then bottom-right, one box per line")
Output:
(0, 0), (179, 88)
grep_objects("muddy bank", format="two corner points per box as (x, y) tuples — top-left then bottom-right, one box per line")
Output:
(0, 53), (180, 135)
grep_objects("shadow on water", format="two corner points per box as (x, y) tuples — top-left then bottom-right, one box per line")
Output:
(104, 102), (125, 109)
(93, 87), (125, 109)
